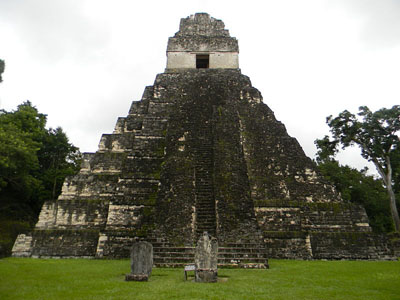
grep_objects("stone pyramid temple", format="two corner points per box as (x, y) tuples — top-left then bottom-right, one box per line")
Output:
(13, 13), (396, 265)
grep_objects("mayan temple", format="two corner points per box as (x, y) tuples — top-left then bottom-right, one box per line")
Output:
(13, 13), (396, 265)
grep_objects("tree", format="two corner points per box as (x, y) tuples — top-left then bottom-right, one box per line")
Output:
(315, 137), (394, 232)
(321, 106), (400, 231)
(0, 101), (81, 218)
(37, 127), (80, 202)
(0, 101), (47, 218)
(0, 101), (81, 257)
(0, 59), (4, 83)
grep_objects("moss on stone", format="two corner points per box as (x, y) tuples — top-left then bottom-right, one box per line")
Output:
(263, 231), (307, 239)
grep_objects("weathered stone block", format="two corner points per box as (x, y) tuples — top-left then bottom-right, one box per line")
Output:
(125, 241), (153, 281)
(195, 232), (218, 283)
(11, 234), (33, 257)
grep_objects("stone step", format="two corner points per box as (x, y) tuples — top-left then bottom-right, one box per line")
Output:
(154, 252), (194, 258)
(218, 252), (267, 258)
(153, 256), (194, 263)
(219, 248), (266, 253)
(196, 228), (216, 232)
(196, 221), (216, 226)
(195, 193), (214, 197)
(196, 215), (216, 218)
(195, 229), (216, 232)
(153, 247), (194, 253)
(196, 218), (216, 221)
(152, 255), (267, 268)
(196, 220), (216, 224)
(196, 214), (216, 218)
(153, 247), (267, 256)
(154, 262), (188, 268)
(217, 258), (268, 264)
(154, 263), (267, 269)
(220, 244), (267, 249)
(196, 221), (216, 225)
(196, 212), (216, 215)
(196, 209), (216, 213)
(196, 229), (216, 233)
(196, 232), (216, 237)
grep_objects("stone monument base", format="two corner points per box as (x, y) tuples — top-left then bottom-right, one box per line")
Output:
(195, 269), (218, 283)
(125, 274), (149, 281)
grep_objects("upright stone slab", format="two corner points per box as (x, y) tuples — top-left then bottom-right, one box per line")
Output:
(125, 241), (153, 281)
(195, 232), (218, 283)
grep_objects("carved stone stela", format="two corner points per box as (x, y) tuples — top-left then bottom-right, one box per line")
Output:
(12, 13), (396, 264)
(125, 241), (153, 281)
(195, 232), (218, 283)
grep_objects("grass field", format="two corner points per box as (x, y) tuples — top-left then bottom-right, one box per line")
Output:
(0, 258), (399, 300)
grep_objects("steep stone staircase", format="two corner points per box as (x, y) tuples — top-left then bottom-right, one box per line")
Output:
(194, 126), (216, 239)
(146, 238), (268, 269)
(218, 241), (269, 268)
(150, 237), (268, 268)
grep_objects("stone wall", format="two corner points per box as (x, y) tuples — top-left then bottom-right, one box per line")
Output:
(166, 52), (239, 69)
(263, 231), (312, 259)
(35, 200), (109, 230)
(255, 201), (371, 233)
(30, 230), (99, 258)
(255, 200), (395, 259)
(166, 13), (239, 70)
(310, 232), (394, 260)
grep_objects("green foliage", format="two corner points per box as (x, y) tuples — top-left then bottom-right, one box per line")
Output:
(0, 259), (399, 300)
(36, 127), (80, 202)
(327, 106), (400, 170)
(0, 102), (47, 219)
(0, 102), (81, 254)
(318, 105), (400, 231)
(315, 152), (394, 232)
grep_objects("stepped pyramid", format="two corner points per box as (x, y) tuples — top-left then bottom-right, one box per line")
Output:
(13, 13), (395, 264)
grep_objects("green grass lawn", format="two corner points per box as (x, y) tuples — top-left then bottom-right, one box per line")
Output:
(0, 258), (399, 300)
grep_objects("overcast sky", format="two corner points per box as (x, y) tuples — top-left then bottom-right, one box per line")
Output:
(1, 0), (399, 174)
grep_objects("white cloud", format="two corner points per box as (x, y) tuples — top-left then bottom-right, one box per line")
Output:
(332, 0), (400, 48)
(0, 0), (110, 62)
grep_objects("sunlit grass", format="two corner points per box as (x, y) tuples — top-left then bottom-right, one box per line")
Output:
(0, 258), (399, 300)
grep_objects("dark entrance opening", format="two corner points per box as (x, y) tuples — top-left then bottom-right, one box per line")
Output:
(196, 54), (209, 69)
